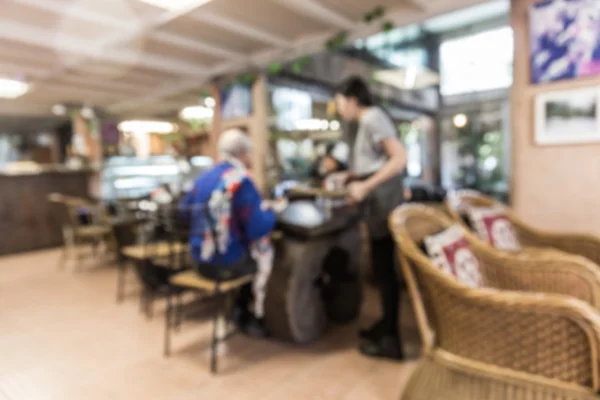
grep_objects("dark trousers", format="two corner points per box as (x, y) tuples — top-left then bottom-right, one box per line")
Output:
(370, 235), (400, 337)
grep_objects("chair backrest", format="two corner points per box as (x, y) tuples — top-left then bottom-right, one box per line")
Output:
(389, 204), (598, 388)
(445, 189), (500, 225)
(445, 189), (543, 247)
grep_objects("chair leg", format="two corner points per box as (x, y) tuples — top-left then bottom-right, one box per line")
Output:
(57, 244), (68, 270)
(116, 258), (127, 303)
(210, 286), (222, 374)
(174, 293), (183, 332)
(164, 290), (173, 357)
(147, 293), (155, 320)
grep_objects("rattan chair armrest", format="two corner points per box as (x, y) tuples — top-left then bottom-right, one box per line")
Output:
(436, 284), (600, 391)
(514, 223), (600, 268)
(475, 245), (600, 308)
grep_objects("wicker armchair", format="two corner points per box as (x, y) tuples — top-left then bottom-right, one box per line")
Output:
(391, 205), (600, 399)
(446, 189), (600, 267)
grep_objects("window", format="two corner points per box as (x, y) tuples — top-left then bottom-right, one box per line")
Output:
(440, 26), (513, 96)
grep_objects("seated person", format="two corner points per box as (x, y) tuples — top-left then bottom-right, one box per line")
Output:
(180, 129), (284, 337)
(311, 142), (349, 186)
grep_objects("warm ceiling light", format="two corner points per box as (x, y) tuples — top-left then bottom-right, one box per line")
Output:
(180, 105), (214, 121)
(52, 104), (67, 116)
(118, 120), (177, 134)
(0, 78), (29, 99)
(453, 113), (468, 128)
(373, 67), (440, 90)
(137, 0), (212, 11)
(81, 105), (95, 119)
(204, 97), (216, 108)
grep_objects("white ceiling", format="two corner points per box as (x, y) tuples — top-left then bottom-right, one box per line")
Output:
(0, 0), (492, 122)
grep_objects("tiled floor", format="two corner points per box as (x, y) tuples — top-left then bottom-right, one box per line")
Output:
(0, 249), (419, 400)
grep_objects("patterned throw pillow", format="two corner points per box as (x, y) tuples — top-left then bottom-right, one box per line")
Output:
(467, 207), (521, 251)
(423, 225), (483, 288)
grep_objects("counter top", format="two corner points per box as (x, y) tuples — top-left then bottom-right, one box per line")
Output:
(0, 165), (98, 177)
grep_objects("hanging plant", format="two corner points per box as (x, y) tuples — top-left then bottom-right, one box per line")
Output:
(364, 6), (385, 23)
(382, 21), (394, 33)
(199, 89), (211, 101)
(290, 55), (311, 74)
(267, 62), (283, 75)
(325, 31), (348, 51)
(237, 72), (257, 86)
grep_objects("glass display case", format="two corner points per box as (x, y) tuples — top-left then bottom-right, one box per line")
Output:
(101, 155), (213, 200)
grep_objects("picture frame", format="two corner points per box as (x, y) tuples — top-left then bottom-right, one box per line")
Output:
(534, 86), (600, 146)
(530, 0), (600, 84)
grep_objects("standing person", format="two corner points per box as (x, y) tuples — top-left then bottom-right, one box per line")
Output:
(334, 76), (407, 359)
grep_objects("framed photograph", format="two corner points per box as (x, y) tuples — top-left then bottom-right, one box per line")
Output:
(535, 87), (600, 145)
(530, 0), (600, 84)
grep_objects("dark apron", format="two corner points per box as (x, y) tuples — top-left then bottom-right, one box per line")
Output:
(345, 121), (404, 239)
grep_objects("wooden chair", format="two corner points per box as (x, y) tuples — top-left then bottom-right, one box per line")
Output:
(446, 189), (600, 267)
(47, 193), (113, 269)
(120, 240), (190, 314)
(165, 271), (253, 374)
(160, 203), (256, 374)
(390, 204), (600, 400)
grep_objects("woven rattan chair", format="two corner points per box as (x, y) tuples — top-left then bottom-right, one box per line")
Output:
(391, 204), (600, 400)
(446, 189), (600, 267)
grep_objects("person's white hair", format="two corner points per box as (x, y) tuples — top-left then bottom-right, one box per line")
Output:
(218, 129), (252, 159)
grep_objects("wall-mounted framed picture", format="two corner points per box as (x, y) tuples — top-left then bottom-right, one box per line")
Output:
(530, 0), (600, 84)
(535, 86), (600, 145)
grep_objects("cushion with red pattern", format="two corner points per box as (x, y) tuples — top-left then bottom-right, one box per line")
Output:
(467, 206), (521, 251)
(423, 225), (483, 288)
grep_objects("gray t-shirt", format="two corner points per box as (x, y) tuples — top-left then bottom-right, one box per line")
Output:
(344, 107), (404, 238)
(349, 107), (397, 176)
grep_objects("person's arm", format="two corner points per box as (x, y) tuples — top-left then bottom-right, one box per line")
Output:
(234, 178), (277, 241)
(362, 137), (406, 193)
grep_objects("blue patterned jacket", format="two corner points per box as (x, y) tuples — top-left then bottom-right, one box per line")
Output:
(180, 161), (276, 265)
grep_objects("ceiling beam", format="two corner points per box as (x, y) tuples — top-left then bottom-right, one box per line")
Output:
(42, 0), (219, 81)
(107, 0), (493, 114)
(9, 0), (242, 60)
(0, 61), (147, 93)
(189, 10), (293, 47)
(151, 32), (244, 61)
(404, 0), (429, 12)
(273, 0), (355, 30)
(0, 20), (210, 77)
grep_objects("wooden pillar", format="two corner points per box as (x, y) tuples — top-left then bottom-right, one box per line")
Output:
(219, 74), (270, 193)
(511, 0), (600, 234)
(250, 74), (269, 193)
(208, 84), (222, 160)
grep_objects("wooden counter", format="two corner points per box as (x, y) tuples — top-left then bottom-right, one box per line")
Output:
(0, 169), (92, 255)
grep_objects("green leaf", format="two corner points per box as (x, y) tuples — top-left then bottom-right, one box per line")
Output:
(372, 6), (385, 19)
(299, 55), (310, 67)
(382, 21), (394, 32)
(199, 89), (211, 99)
(325, 31), (348, 51)
(364, 6), (385, 23)
(267, 63), (283, 75)
(291, 61), (303, 74)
